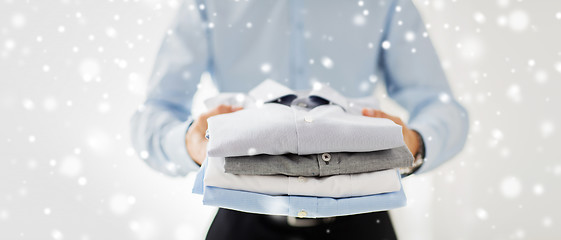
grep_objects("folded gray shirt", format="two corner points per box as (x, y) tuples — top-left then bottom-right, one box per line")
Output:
(224, 146), (414, 177)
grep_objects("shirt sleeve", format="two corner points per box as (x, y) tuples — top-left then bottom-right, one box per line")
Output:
(130, 0), (210, 177)
(379, 0), (469, 174)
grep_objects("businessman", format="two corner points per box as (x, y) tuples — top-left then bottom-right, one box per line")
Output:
(131, 0), (469, 239)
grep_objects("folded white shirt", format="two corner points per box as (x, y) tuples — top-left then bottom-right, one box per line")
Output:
(205, 80), (404, 158)
(206, 103), (404, 157)
(204, 157), (402, 198)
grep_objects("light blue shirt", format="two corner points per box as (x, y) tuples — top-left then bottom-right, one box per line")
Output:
(193, 159), (407, 218)
(130, 0), (469, 177)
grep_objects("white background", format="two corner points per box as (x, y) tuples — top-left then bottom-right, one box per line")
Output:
(1, 0), (560, 239)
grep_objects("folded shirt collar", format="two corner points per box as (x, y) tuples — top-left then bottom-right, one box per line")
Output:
(204, 80), (376, 112)
(307, 82), (349, 111)
(250, 80), (349, 110)
(248, 79), (297, 104)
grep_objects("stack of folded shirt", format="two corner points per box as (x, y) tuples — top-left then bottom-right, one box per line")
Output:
(193, 80), (414, 218)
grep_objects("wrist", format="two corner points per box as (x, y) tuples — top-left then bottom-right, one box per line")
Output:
(186, 123), (207, 165)
(401, 129), (425, 177)
(406, 129), (421, 156)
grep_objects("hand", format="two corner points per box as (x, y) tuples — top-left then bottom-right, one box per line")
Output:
(186, 105), (243, 165)
(362, 108), (421, 156)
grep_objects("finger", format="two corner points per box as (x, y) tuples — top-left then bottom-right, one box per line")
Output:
(215, 104), (234, 114)
(372, 109), (390, 118)
(370, 110), (405, 126)
(207, 104), (237, 116)
(363, 108), (387, 118)
(219, 105), (244, 113)
(362, 108), (375, 117)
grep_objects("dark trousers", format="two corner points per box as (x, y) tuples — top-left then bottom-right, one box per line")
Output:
(206, 208), (397, 240)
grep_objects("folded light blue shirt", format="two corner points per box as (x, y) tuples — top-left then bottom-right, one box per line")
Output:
(192, 160), (407, 218)
(130, 0), (470, 177)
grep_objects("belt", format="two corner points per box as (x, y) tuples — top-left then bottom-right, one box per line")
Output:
(267, 215), (336, 227)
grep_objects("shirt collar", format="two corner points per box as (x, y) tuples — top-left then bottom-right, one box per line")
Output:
(248, 79), (297, 104)
(205, 80), (354, 111)
(251, 80), (351, 111)
(307, 82), (349, 111)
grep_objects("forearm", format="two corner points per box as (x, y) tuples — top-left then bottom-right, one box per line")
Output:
(408, 99), (469, 174)
(130, 102), (199, 177)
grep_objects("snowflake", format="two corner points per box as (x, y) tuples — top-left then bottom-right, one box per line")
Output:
(554, 62), (561, 73)
(506, 84), (522, 102)
(353, 14), (366, 26)
(497, 0), (510, 8)
(139, 150), (149, 159)
(4, 39), (15, 50)
(321, 57), (334, 69)
(22, 99), (35, 110)
(105, 27), (117, 38)
(11, 13), (26, 28)
(534, 70), (548, 84)
(540, 121), (555, 138)
(59, 155), (83, 177)
(260, 63), (271, 73)
(405, 31), (416, 42)
(438, 92), (450, 103)
(381, 41), (391, 50)
(508, 10), (530, 32)
(78, 177), (87, 186)
(542, 217), (553, 227)
(473, 12), (486, 24)
(247, 148), (257, 155)
(110, 193), (135, 215)
(532, 184), (544, 195)
(475, 208), (488, 220)
(500, 176), (522, 199)
(51, 229), (64, 240)
(43, 97), (58, 111)
(79, 59), (100, 82)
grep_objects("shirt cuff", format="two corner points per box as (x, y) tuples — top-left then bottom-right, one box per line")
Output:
(408, 122), (442, 175)
(161, 118), (200, 175)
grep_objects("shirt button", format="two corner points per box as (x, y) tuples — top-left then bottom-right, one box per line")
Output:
(298, 102), (308, 108)
(297, 176), (306, 183)
(304, 116), (313, 123)
(297, 210), (308, 218)
(321, 153), (331, 162)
